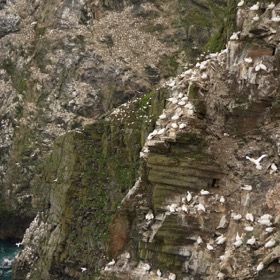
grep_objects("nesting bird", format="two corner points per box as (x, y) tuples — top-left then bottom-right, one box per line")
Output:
(247, 236), (256, 245)
(250, 2), (260, 11)
(264, 239), (276, 248)
(246, 213), (254, 222)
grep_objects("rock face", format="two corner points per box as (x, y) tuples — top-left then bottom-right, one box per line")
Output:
(97, 3), (280, 280)
(0, 0), (230, 241)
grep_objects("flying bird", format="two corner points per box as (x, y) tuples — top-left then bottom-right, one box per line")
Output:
(246, 154), (267, 170)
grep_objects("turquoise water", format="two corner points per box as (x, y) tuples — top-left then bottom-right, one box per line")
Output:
(0, 241), (21, 280)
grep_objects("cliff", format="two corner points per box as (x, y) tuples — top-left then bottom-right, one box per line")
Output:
(0, 0), (230, 240)
(4, 0), (280, 280)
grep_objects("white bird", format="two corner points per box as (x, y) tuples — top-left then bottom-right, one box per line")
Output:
(244, 57), (253, 63)
(145, 212), (154, 221)
(246, 154), (267, 169)
(256, 262), (264, 271)
(168, 203), (178, 213)
(219, 196), (225, 204)
(264, 239), (276, 248)
(237, 0), (244, 7)
(171, 115), (180, 121)
(207, 243), (214, 251)
(171, 123), (178, 129)
(147, 129), (158, 140)
(53, 178), (58, 182)
(271, 16), (280, 22)
(258, 219), (272, 226)
(159, 114), (167, 120)
(230, 32), (239, 41)
(168, 272), (176, 280)
(196, 203), (206, 212)
(250, 2), (259, 11)
(267, 2), (275, 9)
(81, 267), (87, 272)
(142, 263), (151, 272)
(125, 252), (131, 259)
(233, 238), (243, 247)
(260, 214), (272, 220)
(107, 259), (115, 266)
(252, 14), (259, 21)
(265, 227), (274, 233)
(179, 123), (187, 129)
(246, 213), (254, 222)
(201, 73), (208, 80)
(182, 204), (188, 213)
(178, 100), (186, 106)
(231, 213), (242, 221)
(15, 242), (22, 247)
(217, 272), (225, 280)
(156, 269), (162, 277)
(197, 236), (203, 245)
(255, 63), (267, 72)
(247, 236), (256, 245)
(187, 191), (192, 202)
(200, 189), (210, 195)
(244, 226), (254, 232)
(216, 235), (226, 245)
(157, 128), (165, 135)
(270, 163), (277, 174)
(167, 80), (176, 88)
(241, 185), (252, 191)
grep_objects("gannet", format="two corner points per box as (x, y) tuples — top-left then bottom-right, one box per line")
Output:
(142, 263), (151, 272)
(256, 262), (264, 272)
(178, 100), (186, 106)
(237, 0), (244, 7)
(231, 213), (242, 221)
(157, 128), (165, 135)
(233, 233), (243, 247)
(206, 243), (214, 251)
(168, 203), (178, 213)
(171, 123), (178, 129)
(179, 123), (187, 129)
(267, 2), (275, 9)
(270, 163), (277, 174)
(159, 114), (167, 120)
(230, 32), (239, 41)
(244, 226), (254, 232)
(244, 57), (253, 63)
(215, 235), (226, 245)
(81, 267), (87, 272)
(246, 154), (267, 169)
(265, 227), (274, 233)
(255, 63), (268, 72)
(145, 212), (154, 221)
(252, 14), (259, 21)
(217, 272), (225, 280)
(168, 272), (176, 280)
(247, 236), (256, 245)
(197, 236), (203, 244)
(187, 191), (192, 202)
(271, 16), (280, 22)
(182, 204), (188, 213)
(200, 189), (210, 195)
(157, 269), (162, 277)
(201, 73), (208, 80)
(196, 203), (206, 212)
(241, 184), (252, 191)
(219, 196), (225, 204)
(171, 115), (180, 121)
(107, 259), (115, 266)
(246, 213), (254, 222)
(250, 2), (259, 11)
(264, 239), (276, 248)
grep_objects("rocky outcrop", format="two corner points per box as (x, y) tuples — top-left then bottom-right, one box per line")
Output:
(0, 0), (231, 241)
(97, 2), (280, 280)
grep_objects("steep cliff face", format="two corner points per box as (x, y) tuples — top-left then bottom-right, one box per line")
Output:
(0, 0), (230, 241)
(97, 2), (280, 280)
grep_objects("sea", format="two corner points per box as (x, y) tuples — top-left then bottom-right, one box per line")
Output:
(0, 240), (21, 280)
